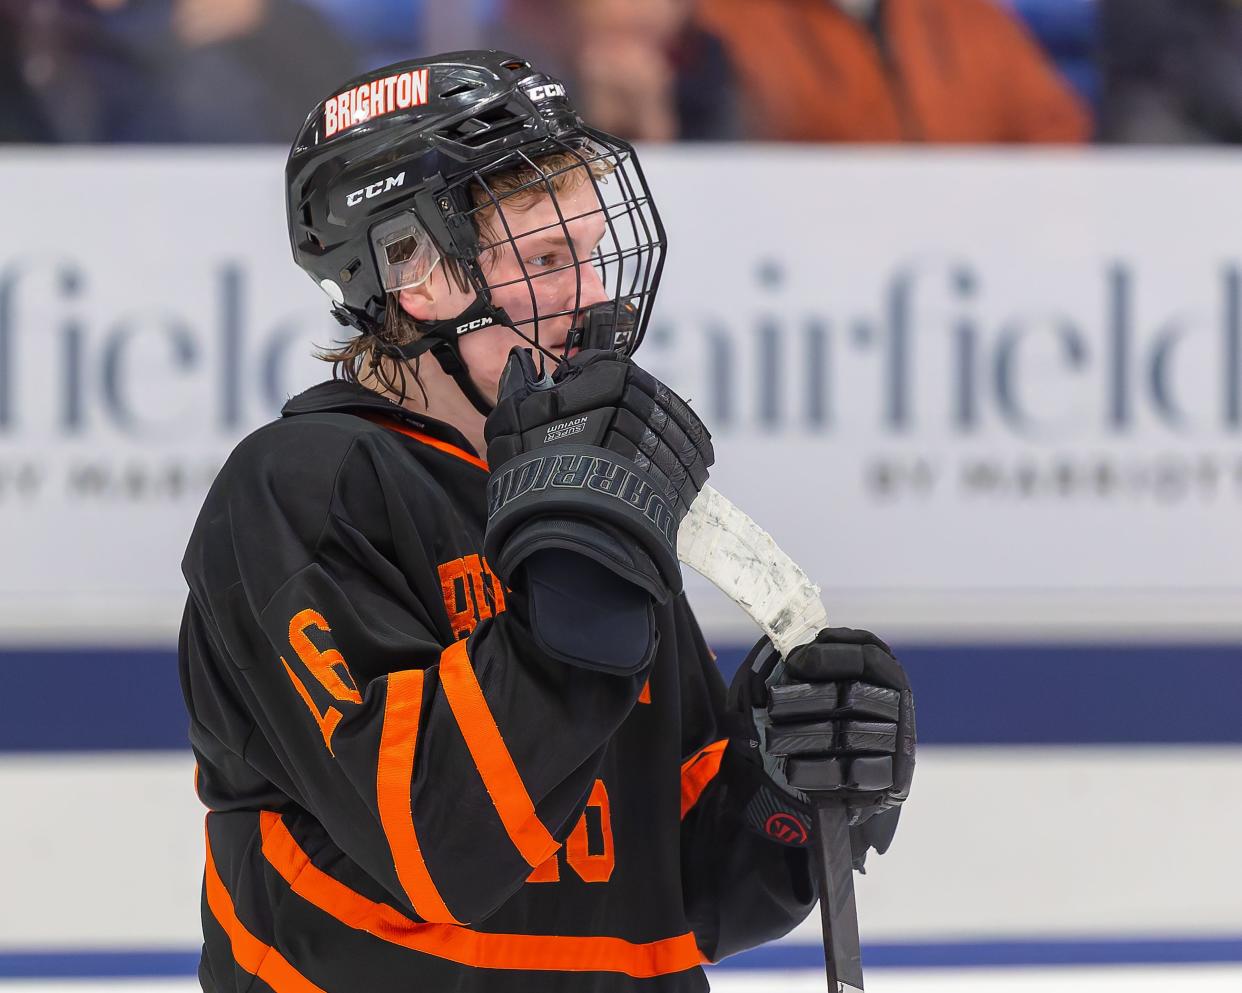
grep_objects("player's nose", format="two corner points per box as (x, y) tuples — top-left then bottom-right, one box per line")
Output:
(573, 261), (609, 311)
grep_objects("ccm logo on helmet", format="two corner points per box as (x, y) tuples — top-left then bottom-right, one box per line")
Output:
(457, 317), (494, 334)
(526, 83), (566, 102)
(346, 172), (405, 207)
(324, 68), (430, 138)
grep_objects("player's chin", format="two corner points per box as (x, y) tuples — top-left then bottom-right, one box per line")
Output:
(536, 331), (574, 360)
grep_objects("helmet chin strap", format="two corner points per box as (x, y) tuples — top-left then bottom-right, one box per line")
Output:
(395, 296), (515, 418)
(392, 296), (629, 421)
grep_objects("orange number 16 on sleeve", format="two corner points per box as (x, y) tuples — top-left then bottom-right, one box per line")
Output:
(280, 608), (362, 755)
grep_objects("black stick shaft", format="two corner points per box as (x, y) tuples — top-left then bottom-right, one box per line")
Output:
(816, 859), (839, 993)
(814, 801), (864, 992)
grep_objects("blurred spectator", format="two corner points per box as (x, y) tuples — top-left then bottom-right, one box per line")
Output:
(300, 0), (432, 74)
(1099, 0), (1242, 143)
(0, 48), (55, 141)
(0, 0), (1103, 145)
(495, 0), (741, 141)
(2, 0), (361, 142)
(1007, 0), (1099, 112)
(0, 0), (116, 141)
(154, 0), (362, 142)
(694, 0), (1091, 142)
(0, 3), (59, 140)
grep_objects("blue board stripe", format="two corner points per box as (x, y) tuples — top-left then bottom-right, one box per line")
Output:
(0, 649), (190, 752)
(720, 936), (1242, 969)
(717, 641), (1242, 746)
(2, 642), (1241, 751)
(3, 939), (1241, 977)
(0, 951), (201, 978)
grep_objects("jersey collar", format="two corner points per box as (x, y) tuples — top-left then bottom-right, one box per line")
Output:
(281, 380), (481, 458)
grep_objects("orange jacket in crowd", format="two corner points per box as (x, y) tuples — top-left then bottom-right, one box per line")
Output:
(695, 0), (1090, 142)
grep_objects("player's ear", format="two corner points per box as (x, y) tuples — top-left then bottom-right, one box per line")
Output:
(396, 280), (438, 321)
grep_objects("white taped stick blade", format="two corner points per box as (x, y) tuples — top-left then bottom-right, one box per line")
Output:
(676, 485), (828, 657)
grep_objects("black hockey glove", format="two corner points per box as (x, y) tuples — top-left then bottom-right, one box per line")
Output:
(727, 628), (916, 867)
(484, 347), (713, 603)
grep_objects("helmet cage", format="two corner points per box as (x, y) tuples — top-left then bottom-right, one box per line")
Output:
(395, 126), (665, 364)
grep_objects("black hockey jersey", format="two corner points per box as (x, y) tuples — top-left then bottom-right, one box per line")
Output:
(179, 380), (815, 993)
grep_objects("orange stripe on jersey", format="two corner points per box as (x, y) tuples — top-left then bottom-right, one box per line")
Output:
(366, 415), (489, 471)
(258, 811), (702, 978)
(679, 739), (728, 819)
(205, 820), (329, 993)
(377, 668), (461, 925)
(438, 639), (558, 868)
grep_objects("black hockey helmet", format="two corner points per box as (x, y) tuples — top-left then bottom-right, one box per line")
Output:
(285, 50), (666, 412)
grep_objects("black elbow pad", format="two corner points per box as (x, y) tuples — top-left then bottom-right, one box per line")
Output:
(519, 546), (657, 675)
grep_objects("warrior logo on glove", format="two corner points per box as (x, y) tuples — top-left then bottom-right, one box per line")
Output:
(484, 347), (713, 603)
(728, 628), (916, 866)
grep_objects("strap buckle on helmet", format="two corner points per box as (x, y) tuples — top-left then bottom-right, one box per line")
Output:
(330, 304), (374, 333)
(566, 300), (639, 355)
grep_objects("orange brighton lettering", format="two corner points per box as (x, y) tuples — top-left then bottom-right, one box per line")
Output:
(438, 554), (507, 640)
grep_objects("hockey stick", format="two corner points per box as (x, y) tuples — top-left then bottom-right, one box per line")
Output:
(678, 484), (864, 993)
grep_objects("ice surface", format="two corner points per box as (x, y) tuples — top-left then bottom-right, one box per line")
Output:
(4, 968), (1242, 993)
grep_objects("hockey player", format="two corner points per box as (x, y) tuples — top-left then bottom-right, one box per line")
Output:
(179, 51), (915, 993)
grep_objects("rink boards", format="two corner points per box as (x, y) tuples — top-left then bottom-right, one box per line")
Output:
(1, 148), (1240, 976)
(1, 643), (1239, 972)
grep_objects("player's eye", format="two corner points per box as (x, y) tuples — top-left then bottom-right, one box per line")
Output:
(526, 253), (556, 268)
